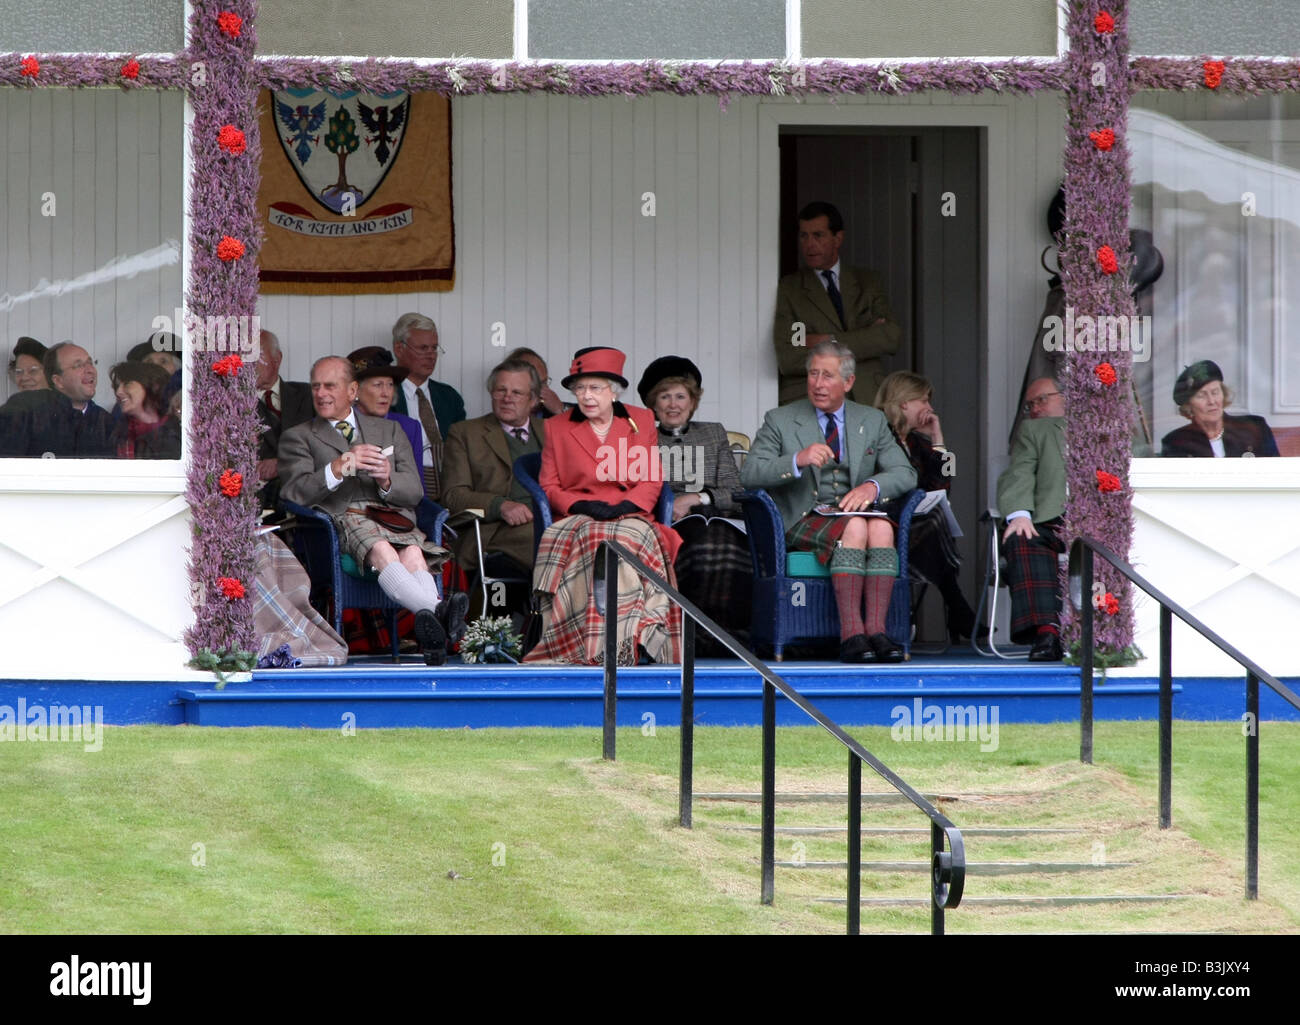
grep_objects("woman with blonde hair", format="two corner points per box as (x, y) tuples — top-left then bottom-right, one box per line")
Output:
(874, 371), (977, 642)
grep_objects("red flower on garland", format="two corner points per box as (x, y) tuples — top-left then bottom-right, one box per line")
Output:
(1089, 128), (1115, 151)
(1095, 362), (1118, 387)
(217, 11), (243, 38)
(1096, 470), (1122, 494)
(20, 56), (39, 77)
(1093, 591), (1120, 616)
(1203, 61), (1225, 89)
(212, 354), (244, 377)
(1094, 11), (1115, 34)
(216, 235), (245, 261)
(1097, 245), (1119, 274)
(217, 125), (246, 154)
(218, 469), (243, 497)
(217, 577), (246, 600)
(121, 59), (140, 80)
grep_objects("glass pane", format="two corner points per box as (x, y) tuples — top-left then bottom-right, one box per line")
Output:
(2, 90), (184, 461)
(1130, 93), (1300, 457)
(2, 0), (183, 54)
(1131, 0), (1300, 57)
(256, 0), (512, 58)
(802, 0), (1057, 59)
(530, 0), (784, 59)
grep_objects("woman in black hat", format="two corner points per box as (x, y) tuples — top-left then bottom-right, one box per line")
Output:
(638, 355), (751, 648)
(1160, 361), (1278, 458)
(347, 345), (427, 495)
(9, 337), (48, 392)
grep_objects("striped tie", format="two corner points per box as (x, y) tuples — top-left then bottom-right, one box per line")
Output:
(823, 413), (840, 462)
(335, 420), (354, 443)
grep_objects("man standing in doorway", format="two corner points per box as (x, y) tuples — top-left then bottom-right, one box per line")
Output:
(773, 201), (901, 406)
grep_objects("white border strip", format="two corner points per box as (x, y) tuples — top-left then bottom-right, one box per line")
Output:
(514, 0), (529, 61)
(786, 0), (801, 62)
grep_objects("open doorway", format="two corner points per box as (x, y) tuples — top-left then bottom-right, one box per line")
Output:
(778, 127), (984, 645)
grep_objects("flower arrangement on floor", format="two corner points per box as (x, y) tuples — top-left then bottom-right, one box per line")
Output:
(459, 617), (523, 664)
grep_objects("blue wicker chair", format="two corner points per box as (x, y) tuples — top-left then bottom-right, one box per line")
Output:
(282, 498), (449, 662)
(512, 452), (674, 559)
(737, 488), (925, 661)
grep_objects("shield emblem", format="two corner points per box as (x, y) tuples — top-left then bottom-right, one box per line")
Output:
(272, 88), (411, 215)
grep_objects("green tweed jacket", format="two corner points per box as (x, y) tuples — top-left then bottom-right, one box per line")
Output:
(740, 398), (917, 534)
(996, 416), (1066, 523)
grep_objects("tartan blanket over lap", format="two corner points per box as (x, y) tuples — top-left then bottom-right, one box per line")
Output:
(526, 515), (682, 666)
(253, 533), (349, 667)
(672, 516), (752, 636)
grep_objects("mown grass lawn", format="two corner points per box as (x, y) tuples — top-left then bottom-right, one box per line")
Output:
(0, 720), (1296, 933)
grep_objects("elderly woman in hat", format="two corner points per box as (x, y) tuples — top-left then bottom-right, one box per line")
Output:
(638, 355), (751, 647)
(1161, 360), (1279, 458)
(347, 346), (429, 495)
(9, 337), (49, 393)
(526, 346), (682, 665)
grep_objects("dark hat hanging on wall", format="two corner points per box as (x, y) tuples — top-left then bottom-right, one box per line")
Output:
(1046, 185), (1164, 296)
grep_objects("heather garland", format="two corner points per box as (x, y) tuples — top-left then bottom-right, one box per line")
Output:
(181, 0), (263, 664)
(256, 57), (1067, 100)
(0, 53), (189, 89)
(1131, 57), (1300, 93)
(1058, 2), (1137, 665)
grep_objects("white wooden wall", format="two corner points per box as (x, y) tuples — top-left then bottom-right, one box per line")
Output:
(0, 89), (184, 407)
(260, 90), (1068, 471)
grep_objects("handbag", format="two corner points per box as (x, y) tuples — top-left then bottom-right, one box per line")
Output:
(364, 505), (416, 533)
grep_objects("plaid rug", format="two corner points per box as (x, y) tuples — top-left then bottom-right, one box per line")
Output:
(254, 533), (349, 667)
(526, 514), (682, 666)
(672, 516), (752, 639)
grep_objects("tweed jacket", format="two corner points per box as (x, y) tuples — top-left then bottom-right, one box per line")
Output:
(997, 416), (1066, 524)
(773, 265), (902, 405)
(278, 413), (423, 517)
(257, 379), (313, 462)
(740, 398), (917, 534)
(391, 376), (467, 440)
(1160, 414), (1279, 458)
(655, 419), (741, 515)
(442, 412), (547, 570)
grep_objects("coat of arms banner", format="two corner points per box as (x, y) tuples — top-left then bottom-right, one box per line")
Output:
(257, 89), (454, 294)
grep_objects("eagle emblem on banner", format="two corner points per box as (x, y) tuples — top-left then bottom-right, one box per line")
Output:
(272, 88), (411, 215)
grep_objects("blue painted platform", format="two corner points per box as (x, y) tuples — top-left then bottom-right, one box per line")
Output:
(4, 656), (1295, 728)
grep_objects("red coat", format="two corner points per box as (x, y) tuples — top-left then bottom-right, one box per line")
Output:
(539, 402), (681, 562)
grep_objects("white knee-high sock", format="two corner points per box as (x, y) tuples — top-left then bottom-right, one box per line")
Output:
(413, 568), (443, 605)
(377, 563), (438, 613)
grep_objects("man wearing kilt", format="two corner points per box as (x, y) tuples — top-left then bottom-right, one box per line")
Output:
(741, 340), (917, 663)
(279, 356), (467, 665)
(997, 380), (1067, 661)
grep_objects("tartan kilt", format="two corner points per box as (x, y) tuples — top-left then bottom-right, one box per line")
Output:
(672, 516), (752, 637)
(1002, 521), (1065, 643)
(786, 500), (900, 565)
(526, 514), (682, 666)
(334, 509), (449, 569)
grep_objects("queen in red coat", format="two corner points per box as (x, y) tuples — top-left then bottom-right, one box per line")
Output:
(526, 347), (682, 665)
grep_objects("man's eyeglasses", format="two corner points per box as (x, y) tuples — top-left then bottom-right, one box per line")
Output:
(399, 340), (445, 357)
(1023, 390), (1062, 413)
(63, 358), (97, 373)
(491, 387), (531, 401)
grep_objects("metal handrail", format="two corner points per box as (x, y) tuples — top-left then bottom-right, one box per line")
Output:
(595, 539), (966, 935)
(1071, 536), (1300, 899)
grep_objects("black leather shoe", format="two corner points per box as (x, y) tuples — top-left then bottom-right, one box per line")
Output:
(436, 592), (470, 647)
(839, 634), (874, 663)
(415, 609), (447, 666)
(1028, 631), (1063, 662)
(867, 632), (904, 663)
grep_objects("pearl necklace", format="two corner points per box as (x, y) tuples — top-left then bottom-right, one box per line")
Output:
(1208, 425), (1224, 442)
(590, 421), (612, 440)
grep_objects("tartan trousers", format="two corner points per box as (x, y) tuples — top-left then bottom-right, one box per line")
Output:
(1001, 518), (1065, 644)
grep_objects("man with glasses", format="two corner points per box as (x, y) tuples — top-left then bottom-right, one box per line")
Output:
(0, 341), (115, 458)
(505, 346), (566, 418)
(441, 358), (547, 598)
(389, 312), (466, 501)
(997, 376), (1067, 661)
